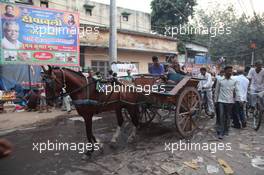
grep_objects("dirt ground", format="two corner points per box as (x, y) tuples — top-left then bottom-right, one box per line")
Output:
(0, 111), (263, 175)
(0, 109), (77, 132)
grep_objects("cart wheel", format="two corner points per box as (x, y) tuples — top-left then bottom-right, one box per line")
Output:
(122, 105), (156, 127)
(245, 103), (254, 119)
(175, 87), (202, 138)
(252, 105), (262, 131)
(138, 104), (156, 127)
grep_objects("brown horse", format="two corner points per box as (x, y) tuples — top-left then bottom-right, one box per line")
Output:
(42, 66), (140, 155)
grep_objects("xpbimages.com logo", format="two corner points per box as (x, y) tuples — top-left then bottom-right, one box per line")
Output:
(164, 140), (232, 154)
(30, 25), (100, 37)
(32, 140), (100, 154)
(160, 24), (232, 38)
(98, 83), (166, 95)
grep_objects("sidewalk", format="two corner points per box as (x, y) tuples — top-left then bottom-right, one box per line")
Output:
(0, 109), (78, 133)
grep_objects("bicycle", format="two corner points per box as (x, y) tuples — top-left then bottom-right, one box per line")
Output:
(246, 92), (263, 131)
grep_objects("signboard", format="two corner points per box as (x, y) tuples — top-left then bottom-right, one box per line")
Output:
(111, 63), (138, 77)
(0, 2), (79, 66)
(186, 63), (216, 77)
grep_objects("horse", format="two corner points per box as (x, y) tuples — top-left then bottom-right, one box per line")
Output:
(41, 66), (140, 155)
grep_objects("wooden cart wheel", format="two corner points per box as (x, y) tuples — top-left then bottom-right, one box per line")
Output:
(122, 104), (156, 127)
(175, 87), (202, 138)
(138, 104), (157, 127)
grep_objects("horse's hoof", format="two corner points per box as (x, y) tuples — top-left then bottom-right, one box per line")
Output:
(127, 136), (135, 143)
(110, 138), (117, 143)
(98, 143), (104, 153)
(109, 142), (118, 149)
(84, 151), (93, 157)
(81, 154), (91, 160)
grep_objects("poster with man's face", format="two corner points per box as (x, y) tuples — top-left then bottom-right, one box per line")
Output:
(0, 2), (80, 66)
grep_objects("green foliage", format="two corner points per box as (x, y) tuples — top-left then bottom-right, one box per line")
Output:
(151, 0), (196, 34)
(193, 5), (264, 65)
(177, 41), (186, 54)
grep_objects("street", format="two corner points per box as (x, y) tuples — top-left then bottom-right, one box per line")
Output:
(0, 111), (263, 175)
(0, 0), (264, 174)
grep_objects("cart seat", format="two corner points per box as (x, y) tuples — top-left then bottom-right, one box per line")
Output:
(167, 73), (185, 83)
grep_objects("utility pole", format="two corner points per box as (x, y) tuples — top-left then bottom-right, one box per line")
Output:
(250, 41), (256, 66)
(109, 0), (117, 66)
(251, 50), (255, 66)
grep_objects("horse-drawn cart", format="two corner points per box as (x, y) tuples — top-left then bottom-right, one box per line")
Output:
(121, 74), (202, 138)
(42, 67), (203, 150)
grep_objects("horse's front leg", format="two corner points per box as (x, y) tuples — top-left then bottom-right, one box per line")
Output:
(83, 114), (100, 156)
(127, 105), (139, 143)
(111, 108), (124, 143)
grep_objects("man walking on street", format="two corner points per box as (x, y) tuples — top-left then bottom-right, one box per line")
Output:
(62, 87), (71, 114)
(215, 66), (241, 139)
(233, 69), (249, 128)
(247, 61), (264, 108)
(198, 67), (215, 117)
(39, 83), (51, 113)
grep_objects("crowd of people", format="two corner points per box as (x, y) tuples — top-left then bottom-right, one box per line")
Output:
(148, 55), (264, 139)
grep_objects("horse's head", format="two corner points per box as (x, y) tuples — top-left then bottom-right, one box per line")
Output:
(41, 66), (64, 105)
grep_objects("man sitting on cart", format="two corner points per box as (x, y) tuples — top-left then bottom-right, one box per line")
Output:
(148, 56), (165, 75)
(167, 58), (186, 75)
(167, 58), (186, 84)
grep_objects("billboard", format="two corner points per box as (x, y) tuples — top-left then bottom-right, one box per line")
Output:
(0, 2), (80, 66)
(111, 63), (138, 77)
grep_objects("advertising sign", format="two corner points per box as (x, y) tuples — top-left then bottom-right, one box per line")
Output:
(0, 2), (79, 66)
(111, 63), (138, 77)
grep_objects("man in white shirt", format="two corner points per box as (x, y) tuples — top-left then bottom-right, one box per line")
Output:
(215, 70), (225, 82)
(215, 66), (242, 139)
(233, 69), (249, 128)
(247, 61), (264, 107)
(62, 87), (72, 114)
(198, 67), (215, 116)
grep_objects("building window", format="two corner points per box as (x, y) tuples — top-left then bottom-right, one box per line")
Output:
(91, 60), (109, 77)
(85, 9), (92, 16)
(122, 15), (128, 21)
(15, 0), (33, 4)
(121, 12), (131, 22)
(40, 0), (49, 8)
(83, 4), (95, 16)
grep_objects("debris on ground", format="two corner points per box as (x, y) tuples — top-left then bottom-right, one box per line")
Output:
(183, 161), (199, 170)
(193, 156), (204, 164)
(241, 152), (252, 158)
(218, 159), (234, 175)
(251, 156), (264, 170)
(239, 143), (252, 151)
(160, 162), (184, 174)
(206, 165), (219, 174)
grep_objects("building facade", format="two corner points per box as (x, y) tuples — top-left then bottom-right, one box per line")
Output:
(10, 0), (178, 74)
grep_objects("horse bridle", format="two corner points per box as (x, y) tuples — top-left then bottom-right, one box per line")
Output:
(45, 68), (95, 101)
(45, 68), (124, 110)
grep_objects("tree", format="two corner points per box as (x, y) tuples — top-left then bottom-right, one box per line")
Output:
(151, 0), (197, 35)
(192, 5), (264, 65)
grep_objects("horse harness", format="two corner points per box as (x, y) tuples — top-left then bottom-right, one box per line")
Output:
(51, 68), (119, 108)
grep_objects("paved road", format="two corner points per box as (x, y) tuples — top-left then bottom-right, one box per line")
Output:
(0, 112), (264, 175)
